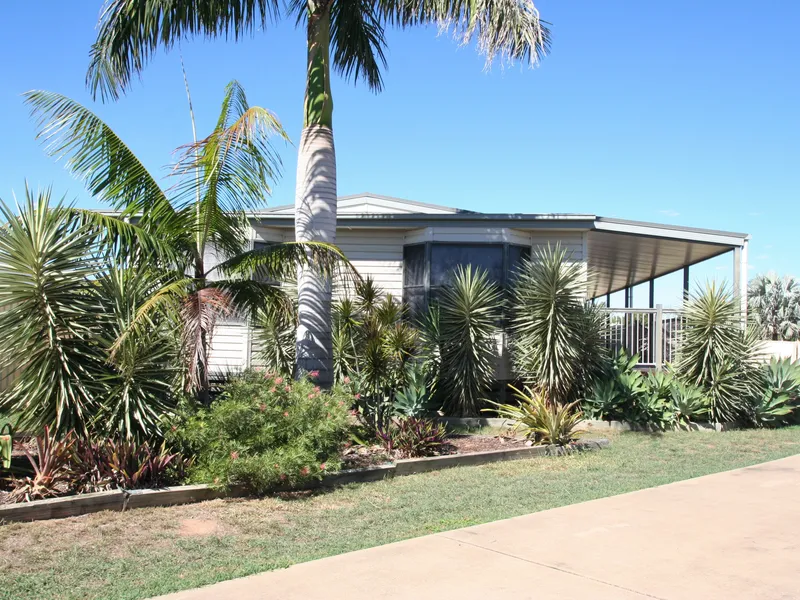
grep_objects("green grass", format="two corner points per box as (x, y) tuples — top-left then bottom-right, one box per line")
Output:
(2, 428), (800, 600)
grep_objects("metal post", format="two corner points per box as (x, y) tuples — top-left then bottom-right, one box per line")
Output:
(624, 286), (633, 308)
(606, 293), (611, 307)
(655, 303), (664, 370)
(648, 279), (655, 364)
(683, 266), (690, 300)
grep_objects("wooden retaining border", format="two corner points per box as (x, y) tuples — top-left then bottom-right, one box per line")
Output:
(0, 439), (608, 523)
(581, 419), (734, 432)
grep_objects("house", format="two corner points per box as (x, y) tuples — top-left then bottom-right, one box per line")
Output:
(208, 193), (750, 377)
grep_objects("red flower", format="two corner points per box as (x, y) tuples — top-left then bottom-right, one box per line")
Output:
(270, 387), (277, 393)
(343, 376), (351, 384)
(338, 401), (345, 407)
(309, 370), (320, 379)
(230, 451), (239, 460)
(320, 463), (326, 471)
(327, 412), (331, 419)
(354, 393), (361, 400)
(300, 466), (310, 476)
(283, 411), (289, 417)
(280, 474), (287, 481)
(274, 377), (284, 385)
(259, 403), (267, 412)
(284, 385), (291, 391)
(274, 463), (280, 469)
(314, 385), (321, 393)
(308, 393), (315, 399)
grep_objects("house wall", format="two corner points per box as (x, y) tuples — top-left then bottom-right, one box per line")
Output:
(213, 223), (589, 377)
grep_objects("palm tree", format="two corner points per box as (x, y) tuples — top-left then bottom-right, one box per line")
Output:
(84, 0), (552, 385)
(748, 272), (800, 341)
(25, 82), (350, 402)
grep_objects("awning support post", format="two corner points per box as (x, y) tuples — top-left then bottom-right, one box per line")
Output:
(683, 266), (690, 301)
(624, 286), (633, 308)
(655, 304), (664, 370)
(733, 241), (748, 326)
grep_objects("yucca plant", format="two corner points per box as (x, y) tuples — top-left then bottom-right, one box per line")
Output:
(488, 385), (583, 446)
(675, 283), (762, 423)
(0, 191), (106, 437)
(510, 244), (605, 403)
(434, 266), (501, 417)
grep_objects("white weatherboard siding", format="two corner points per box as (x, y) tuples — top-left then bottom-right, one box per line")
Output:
(217, 222), (590, 377)
(208, 323), (250, 377)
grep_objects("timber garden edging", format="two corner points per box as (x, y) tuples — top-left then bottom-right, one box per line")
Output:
(0, 439), (609, 523)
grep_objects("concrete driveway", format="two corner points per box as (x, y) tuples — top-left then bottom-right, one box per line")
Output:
(157, 455), (800, 600)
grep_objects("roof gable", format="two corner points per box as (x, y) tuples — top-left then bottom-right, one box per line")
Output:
(257, 193), (467, 216)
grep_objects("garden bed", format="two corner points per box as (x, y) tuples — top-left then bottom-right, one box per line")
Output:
(0, 436), (609, 523)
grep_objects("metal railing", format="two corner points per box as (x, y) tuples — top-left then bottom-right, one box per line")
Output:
(598, 305), (684, 368)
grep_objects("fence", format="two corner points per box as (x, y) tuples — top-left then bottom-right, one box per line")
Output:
(599, 306), (685, 369)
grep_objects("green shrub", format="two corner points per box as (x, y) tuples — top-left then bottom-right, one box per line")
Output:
(488, 385), (584, 446)
(167, 371), (351, 493)
(393, 364), (440, 418)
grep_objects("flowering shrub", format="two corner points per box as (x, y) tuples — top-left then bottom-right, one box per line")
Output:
(167, 370), (351, 493)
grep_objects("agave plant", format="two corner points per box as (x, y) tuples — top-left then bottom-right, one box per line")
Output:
(394, 363), (439, 418)
(432, 266), (501, 417)
(24, 83), (353, 401)
(488, 385), (583, 446)
(510, 244), (606, 403)
(749, 357), (800, 427)
(669, 380), (709, 430)
(675, 283), (762, 423)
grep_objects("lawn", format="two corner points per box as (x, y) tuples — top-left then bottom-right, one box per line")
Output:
(2, 428), (800, 600)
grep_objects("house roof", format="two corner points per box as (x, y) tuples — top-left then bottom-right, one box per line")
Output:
(251, 193), (749, 299)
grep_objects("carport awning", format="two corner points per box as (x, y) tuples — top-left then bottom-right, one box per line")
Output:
(586, 218), (749, 299)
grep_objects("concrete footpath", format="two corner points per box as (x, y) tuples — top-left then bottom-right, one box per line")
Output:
(157, 455), (800, 600)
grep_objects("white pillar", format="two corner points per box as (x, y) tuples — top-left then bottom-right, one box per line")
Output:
(733, 241), (748, 324)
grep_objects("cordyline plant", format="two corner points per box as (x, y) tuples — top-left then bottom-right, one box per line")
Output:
(84, 0), (552, 385)
(23, 81), (354, 403)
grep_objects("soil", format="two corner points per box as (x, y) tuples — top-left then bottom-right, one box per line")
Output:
(340, 434), (528, 467)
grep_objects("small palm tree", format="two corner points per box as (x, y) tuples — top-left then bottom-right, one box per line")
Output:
(84, 0), (552, 385)
(748, 272), (800, 341)
(25, 82), (351, 401)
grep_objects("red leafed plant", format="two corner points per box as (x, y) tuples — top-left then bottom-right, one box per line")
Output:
(376, 418), (449, 458)
(8, 426), (75, 502)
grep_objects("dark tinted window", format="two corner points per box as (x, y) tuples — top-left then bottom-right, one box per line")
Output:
(403, 244), (426, 288)
(430, 244), (504, 287)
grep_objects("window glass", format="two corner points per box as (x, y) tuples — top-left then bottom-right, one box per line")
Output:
(403, 244), (426, 288)
(430, 244), (504, 287)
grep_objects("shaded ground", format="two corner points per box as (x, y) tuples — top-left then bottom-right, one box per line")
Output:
(2, 428), (799, 600)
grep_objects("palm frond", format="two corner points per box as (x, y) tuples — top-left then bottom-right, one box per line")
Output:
(384, 0), (551, 68)
(87, 0), (280, 101)
(330, 0), (389, 92)
(23, 90), (179, 232)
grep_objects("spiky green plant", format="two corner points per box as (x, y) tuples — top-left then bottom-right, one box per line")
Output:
(675, 282), (762, 423)
(434, 265), (501, 416)
(0, 191), (182, 439)
(750, 357), (800, 427)
(510, 244), (605, 403)
(0, 191), (106, 437)
(487, 385), (584, 446)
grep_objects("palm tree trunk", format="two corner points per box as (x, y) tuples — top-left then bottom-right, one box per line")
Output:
(295, 3), (336, 385)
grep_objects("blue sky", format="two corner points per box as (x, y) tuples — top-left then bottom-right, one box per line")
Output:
(1, 1), (797, 307)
